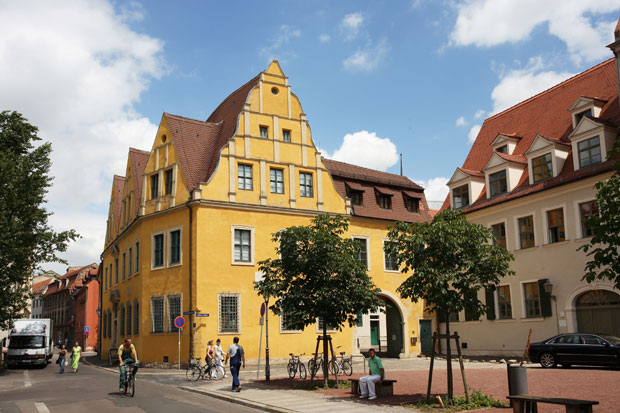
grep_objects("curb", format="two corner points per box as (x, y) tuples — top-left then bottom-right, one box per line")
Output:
(178, 386), (295, 413)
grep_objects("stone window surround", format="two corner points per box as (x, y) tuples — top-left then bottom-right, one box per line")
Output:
(351, 235), (371, 271)
(231, 225), (256, 266)
(513, 211), (537, 250)
(542, 203), (567, 245)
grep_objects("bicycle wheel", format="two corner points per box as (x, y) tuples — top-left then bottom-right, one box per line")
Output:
(186, 365), (201, 381)
(299, 363), (307, 380)
(342, 360), (353, 376)
(287, 361), (296, 378)
(213, 365), (225, 380)
(328, 360), (339, 375)
(128, 375), (135, 397)
(307, 359), (317, 376)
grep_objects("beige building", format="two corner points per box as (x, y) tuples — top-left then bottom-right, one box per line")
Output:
(441, 30), (620, 356)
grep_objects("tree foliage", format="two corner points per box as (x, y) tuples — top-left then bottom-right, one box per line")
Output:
(0, 111), (79, 329)
(579, 139), (620, 289)
(255, 214), (382, 385)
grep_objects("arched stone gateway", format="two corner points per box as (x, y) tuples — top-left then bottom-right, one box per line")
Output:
(576, 290), (620, 336)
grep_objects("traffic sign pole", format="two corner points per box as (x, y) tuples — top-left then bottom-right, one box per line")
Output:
(178, 327), (181, 370)
(174, 316), (186, 370)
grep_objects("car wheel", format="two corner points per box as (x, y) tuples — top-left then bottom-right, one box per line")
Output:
(540, 352), (556, 368)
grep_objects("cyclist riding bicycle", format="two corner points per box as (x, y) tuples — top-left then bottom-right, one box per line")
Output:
(118, 338), (139, 393)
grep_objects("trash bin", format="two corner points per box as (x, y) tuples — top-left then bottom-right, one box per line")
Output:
(507, 363), (528, 396)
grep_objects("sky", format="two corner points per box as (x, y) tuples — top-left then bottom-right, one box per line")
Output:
(0, 0), (618, 273)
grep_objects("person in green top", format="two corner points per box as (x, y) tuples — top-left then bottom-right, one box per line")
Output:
(70, 342), (81, 373)
(118, 338), (139, 393)
(359, 348), (384, 400)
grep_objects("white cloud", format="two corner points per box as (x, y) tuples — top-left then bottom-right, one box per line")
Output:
(413, 177), (449, 208)
(456, 116), (468, 127)
(468, 124), (482, 143)
(343, 38), (390, 72)
(490, 57), (574, 114)
(322, 131), (399, 172)
(319, 33), (331, 44)
(259, 25), (301, 62)
(340, 12), (364, 41)
(0, 0), (165, 271)
(474, 109), (487, 119)
(450, 0), (620, 65)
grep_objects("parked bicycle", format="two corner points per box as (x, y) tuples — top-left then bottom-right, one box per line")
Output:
(307, 352), (323, 376)
(186, 358), (224, 381)
(329, 346), (353, 376)
(287, 353), (307, 379)
(121, 362), (138, 397)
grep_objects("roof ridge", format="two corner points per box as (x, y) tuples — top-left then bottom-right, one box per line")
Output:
(164, 112), (222, 127)
(113, 174), (125, 180)
(485, 58), (615, 122)
(322, 157), (411, 181)
(206, 74), (261, 122)
(129, 147), (150, 155)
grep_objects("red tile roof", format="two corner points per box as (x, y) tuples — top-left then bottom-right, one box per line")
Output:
(45, 264), (98, 296)
(129, 148), (149, 215)
(443, 58), (620, 212)
(32, 279), (51, 295)
(324, 159), (432, 223)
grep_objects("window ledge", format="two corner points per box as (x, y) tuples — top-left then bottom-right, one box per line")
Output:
(384, 269), (400, 274)
(167, 262), (182, 268)
(574, 236), (592, 244)
(151, 266), (165, 271)
(514, 246), (537, 254)
(218, 331), (241, 335)
(231, 262), (255, 267)
(542, 240), (570, 248)
(494, 318), (517, 323)
(463, 320), (482, 324)
(520, 317), (545, 322)
(280, 330), (302, 334)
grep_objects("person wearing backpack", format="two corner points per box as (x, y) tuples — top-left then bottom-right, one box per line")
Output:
(224, 337), (245, 392)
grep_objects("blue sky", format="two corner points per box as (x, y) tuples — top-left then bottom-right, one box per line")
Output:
(0, 0), (618, 271)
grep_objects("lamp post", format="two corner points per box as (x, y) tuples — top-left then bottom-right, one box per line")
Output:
(543, 280), (560, 335)
(264, 295), (270, 381)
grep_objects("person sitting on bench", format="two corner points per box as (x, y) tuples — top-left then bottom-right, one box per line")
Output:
(359, 348), (385, 400)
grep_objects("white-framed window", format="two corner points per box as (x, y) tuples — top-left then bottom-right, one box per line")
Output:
(231, 226), (254, 265)
(270, 168), (284, 194)
(280, 310), (301, 333)
(496, 285), (513, 320)
(128, 246), (133, 279)
(150, 296), (165, 333)
(316, 317), (337, 332)
(532, 153), (553, 182)
(491, 222), (507, 249)
(282, 129), (291, 142)
(578, 200), (597, 238)
(383, 240), (399, 272)
(489, 170), (507, 197)
(168, 227), (182, 266)
(135, 241), (140, 274)
(522, 281), (541, 318)
(218, 293), (240, 334)
(545, 207), (566, 244)
(151, 231), (165, 269)
(299, 172), (313, 197)
(260, 125), (269, 139)
(238, 164), (253, 191)
(452, 184), (469, 209)
(515, 214), (536, 250)
(352, 236), (369, 269)
(167, 294), (182, 332)
(577, 136), (601, 168)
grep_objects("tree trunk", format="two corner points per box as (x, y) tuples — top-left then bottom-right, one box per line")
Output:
(445, 315), (453, 403)
(323, 324), (329, 388)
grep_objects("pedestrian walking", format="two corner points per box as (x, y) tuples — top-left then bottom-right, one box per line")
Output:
(358, 348), (385, 401)
(58, 345), (67, 374)
(224, 336), (245, 392)
(206, 340), (216, 378)
(214, 338), (227, 378)
(70, 341), (81, 373)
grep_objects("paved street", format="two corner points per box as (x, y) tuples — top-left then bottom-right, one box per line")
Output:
(0, 361), (260, 413)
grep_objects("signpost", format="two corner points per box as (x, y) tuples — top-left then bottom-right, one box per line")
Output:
(174, 316), (185, 369)
(257, 303), (266, 378)
(195, 313), (209, 317)
(84, 326), (90, 336)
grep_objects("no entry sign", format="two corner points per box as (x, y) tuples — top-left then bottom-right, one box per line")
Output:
(174, 316), (185, 329)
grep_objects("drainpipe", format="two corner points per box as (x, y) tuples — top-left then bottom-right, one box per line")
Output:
(186, 192), (194, 361)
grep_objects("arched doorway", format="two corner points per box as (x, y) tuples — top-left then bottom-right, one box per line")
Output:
(576, 290), (620, 336)
(380, 296), (404, 358)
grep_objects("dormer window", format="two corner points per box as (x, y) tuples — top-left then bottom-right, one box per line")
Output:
(532, 153), (552, 182)
(452, 184), (469, 209)
(377, 193), (392, 209)
(404, 195), (420, 213)
(574, 109), (592, 125)
(577, 136), (601, 168)
(496, 145), (508, 154)
(349, 190), (363, 206)
(489, 170), (507, 197)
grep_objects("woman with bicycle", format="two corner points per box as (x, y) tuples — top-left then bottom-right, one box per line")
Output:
(118, 338), (139, 393)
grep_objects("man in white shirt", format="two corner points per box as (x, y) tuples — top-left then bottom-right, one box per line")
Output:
(225, 337), (245, 391)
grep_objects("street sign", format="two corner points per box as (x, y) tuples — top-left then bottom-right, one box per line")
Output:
(183, 311), (195, 315)
(259, 316), (264, 325)
(196, 313), (209, 317)
(260, 302), (266, 317)
(174, 316), (185, 329)
(84, 326), (90, 336)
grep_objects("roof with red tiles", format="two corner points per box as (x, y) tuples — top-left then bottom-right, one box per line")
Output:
(324, 158), (432, 223)
(129, 148), (150, 215)
(32, 279), (51, 295)
(45, 264), (98, 296)
(112, 175), (125, 234)
(443, 58), (620, 212)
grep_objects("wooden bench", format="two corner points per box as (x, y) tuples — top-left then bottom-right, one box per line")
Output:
(349, 378), (397, 397)
(507, 395), (599, 413)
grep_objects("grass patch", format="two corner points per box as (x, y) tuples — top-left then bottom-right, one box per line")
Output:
(406, 390), (508, 412)
(310, 379), (351, 391)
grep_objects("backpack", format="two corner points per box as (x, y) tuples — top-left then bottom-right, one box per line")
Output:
(230, 344), (242, 365)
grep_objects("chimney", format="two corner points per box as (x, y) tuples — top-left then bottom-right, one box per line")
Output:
(608, 17), (620, 109)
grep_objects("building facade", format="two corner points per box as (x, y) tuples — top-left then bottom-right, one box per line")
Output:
(100, 61), (435, 364)
(442, 38), (620, 355)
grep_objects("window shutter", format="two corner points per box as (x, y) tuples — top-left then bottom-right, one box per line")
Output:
(438, 308), (446, 323)
(485, 287), (496, 320)
(538, 279), (552, 317)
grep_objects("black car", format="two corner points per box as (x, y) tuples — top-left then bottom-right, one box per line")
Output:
(528, 333), (620, 368)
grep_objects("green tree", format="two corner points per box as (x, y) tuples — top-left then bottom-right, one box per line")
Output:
(579, 139), (620, 288)
(387, 208), (514, 402)
(0, 111), (78, 329)
(255, 214), (382, 387)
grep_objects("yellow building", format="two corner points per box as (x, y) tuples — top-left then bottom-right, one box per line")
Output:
(100, 61), (434, 364)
